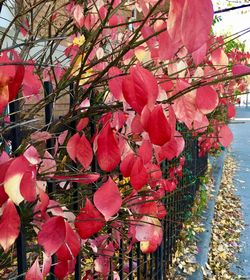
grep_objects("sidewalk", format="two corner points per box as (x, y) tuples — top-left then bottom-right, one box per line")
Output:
(188, 107), (250, 279)
(230, 107), (250, 277)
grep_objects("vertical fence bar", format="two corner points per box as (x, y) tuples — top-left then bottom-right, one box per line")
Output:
(136, 243), (141, 280)
(118, 239), (124, 279)
(43, 81), (56, 280)
(143, 254), (147, 278)
(9, 101), (27, 280)
(44, 81), (55, 195)
(129, 250), (133, 280)
(69, 84), (81, 280)
(149, 253), (153, 278)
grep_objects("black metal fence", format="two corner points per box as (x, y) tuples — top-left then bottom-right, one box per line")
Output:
(1, 82), (208, 279)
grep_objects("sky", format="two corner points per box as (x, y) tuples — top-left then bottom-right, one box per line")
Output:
(212, 0), (250, 50)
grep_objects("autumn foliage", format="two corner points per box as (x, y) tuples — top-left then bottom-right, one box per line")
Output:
(0, 0), (250, 279)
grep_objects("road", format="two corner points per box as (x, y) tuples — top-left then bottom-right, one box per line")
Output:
(230, 106), (250, 277)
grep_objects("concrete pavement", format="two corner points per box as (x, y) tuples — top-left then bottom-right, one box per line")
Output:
(230, 107), (250, 277)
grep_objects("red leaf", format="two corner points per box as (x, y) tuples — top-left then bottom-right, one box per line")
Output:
(120, 153), (136, 177)
(66, 133), (80, 162)
(108, 67), (124, 101)
(130, 157), (148, 190)
(38, 216), (66, 256)
(181, 0), (214, 53)
(75, 197), (105, 239)
(20, 165), (37, 202)
(56, 221), (80, 261)
(76, 134), (93, 169)
(96, 123), (121, 172)
(227, 104), (236, 119)
(218, 125), (233, 148)
(0, 50), (25, 103)
(122, 64), (158, 114)
(0, 199), (20, 251)
(54, 259), (76, 280)
(25, 258), (43, 280)
(0, 84), (9, 114)
(196, 86), (219, 114)
(22, 60), (42, 97)
(76, 118), (89, 132)
(4, 155), (30, 205)
(141, 105), (171, 146)
(94, 178), (122, 221)
(138, 140), (152, 165)
(0, 158), (12, 207)
(54, 173), (100, 184)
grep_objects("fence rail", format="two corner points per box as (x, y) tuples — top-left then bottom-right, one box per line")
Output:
(1, 82), (208, 280)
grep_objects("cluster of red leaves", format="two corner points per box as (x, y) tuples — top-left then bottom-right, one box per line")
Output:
(1, 0), (250, 279)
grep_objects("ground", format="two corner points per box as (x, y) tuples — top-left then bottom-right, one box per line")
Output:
(230, 106), (250, 277)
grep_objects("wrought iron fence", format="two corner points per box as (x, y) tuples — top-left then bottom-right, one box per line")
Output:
(2, 82), (208, 280)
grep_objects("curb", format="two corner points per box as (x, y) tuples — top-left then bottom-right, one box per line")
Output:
(188, 151), (226, 280)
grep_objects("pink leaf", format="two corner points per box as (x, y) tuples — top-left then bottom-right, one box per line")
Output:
(192, 43), (208, 65)
(58, 130), (68, 145)
(39, 151), (56, 177)
(72, 4), (84, 28)
(196, 86), (219, 114)
(94, 256), (110, 277)
(168, 0), (184, 42)
(172, 80), (197, 129)
(135, 216), (163, 253)
(75, 197), (105, 239)
(96, 123), (121, 172)
(42, 252), (52, 277)
(25, 258), (43, 280)
(218, 125), (233, 148)
(94, 177), (122, 221)
(0, 199), (20, 251)
(232, 64), (250, 76)
(23, 146), (40, 165)
(38, 216), (66, 256)
(122, 64), (158, 114)
(181, 0), (214, 53)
